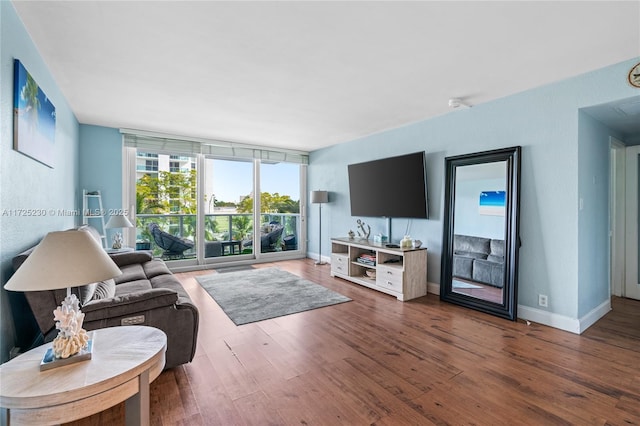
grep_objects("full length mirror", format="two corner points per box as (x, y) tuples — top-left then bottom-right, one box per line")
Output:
(441, 146), (521, 320)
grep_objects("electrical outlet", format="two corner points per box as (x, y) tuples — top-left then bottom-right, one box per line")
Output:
(538, 294), (548, 308)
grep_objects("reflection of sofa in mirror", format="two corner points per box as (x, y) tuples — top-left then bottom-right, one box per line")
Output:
(452, 234), (504, 288)
(243, 223), (284, 253)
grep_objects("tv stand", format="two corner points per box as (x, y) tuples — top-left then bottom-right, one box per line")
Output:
(330, 237), (427, 301)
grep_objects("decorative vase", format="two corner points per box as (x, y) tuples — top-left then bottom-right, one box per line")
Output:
(400, 235), (412, 249)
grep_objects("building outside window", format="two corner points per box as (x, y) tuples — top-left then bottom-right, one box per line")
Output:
(145, 160), (158, 171)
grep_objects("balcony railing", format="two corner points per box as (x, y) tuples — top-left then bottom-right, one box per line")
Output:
(137, 153), (158, 158)
(169, 167), (191, 173)
(136, 165), (158, 172)
(136, 212), (299, 259)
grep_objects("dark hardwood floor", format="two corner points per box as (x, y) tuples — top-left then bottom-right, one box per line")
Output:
(67, 258), (640, 425)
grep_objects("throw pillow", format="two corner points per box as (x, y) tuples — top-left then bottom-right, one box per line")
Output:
(92, 279), (116, 300)
(78, 283), (98, 305)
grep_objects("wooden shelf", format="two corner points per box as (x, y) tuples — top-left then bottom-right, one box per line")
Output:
(330, 237), (427, 301)
(351, 261), (376, 269)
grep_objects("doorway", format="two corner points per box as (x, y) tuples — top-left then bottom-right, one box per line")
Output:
(624, 145), (640, 300)
(610, 140), (640, 301)
(610, 138), (625, 297)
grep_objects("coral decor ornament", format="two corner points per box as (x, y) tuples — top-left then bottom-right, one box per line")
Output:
(112, 232), (123, 249)
(52, 293), (89, 359)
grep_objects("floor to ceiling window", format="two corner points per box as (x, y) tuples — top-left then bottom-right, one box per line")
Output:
(258, 162), (301, 255)
(135, 152), (199, 261)
(202, 158), (254, 259)
(123, 130), (308, 267)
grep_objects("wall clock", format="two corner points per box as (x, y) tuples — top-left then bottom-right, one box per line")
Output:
(628, 62), (640, 88)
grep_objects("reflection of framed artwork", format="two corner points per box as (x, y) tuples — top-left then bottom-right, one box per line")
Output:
(13, 59), (56, 168)
(479, 190), (505, 216)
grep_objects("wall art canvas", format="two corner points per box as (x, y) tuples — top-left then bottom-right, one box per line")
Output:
(13, 59), (56, 168)
(479, 190), (505, 216)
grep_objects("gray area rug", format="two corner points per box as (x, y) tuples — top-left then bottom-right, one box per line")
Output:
(196, 267), (351, 325)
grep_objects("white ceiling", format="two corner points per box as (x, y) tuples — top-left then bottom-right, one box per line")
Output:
(12, 1), (640, 152)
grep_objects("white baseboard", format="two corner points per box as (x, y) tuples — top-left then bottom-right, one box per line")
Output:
(517, 305), (581, 334)
(430, 284), (583, 334)
(309, 252), (330, 264)
(517, 298), (611, 334)
(577, 299), (611, 333)
(427, 278), (611, 334)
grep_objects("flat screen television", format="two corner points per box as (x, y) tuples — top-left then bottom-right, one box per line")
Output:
(348, 151), (429, 219)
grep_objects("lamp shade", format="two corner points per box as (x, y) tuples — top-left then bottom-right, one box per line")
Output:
(310, 190), (329, 204)
(4, 230), (122, 292)
(105, 214), (134, 229)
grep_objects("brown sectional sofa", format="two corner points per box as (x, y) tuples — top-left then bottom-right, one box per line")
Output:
(12, 226), (199, 369)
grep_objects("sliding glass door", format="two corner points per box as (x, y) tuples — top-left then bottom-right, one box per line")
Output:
(202, 158), (254, 260)
(258, 162), (301, 255)
(129, 147), (305, 266)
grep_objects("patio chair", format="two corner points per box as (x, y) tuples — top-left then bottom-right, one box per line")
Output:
(243, 224), (284, 253)
(149, 223), (194, 259)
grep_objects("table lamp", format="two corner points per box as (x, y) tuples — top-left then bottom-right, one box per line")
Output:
(4, 230), (121, 369)
(310, 190), (329, 265)
(105, 213), (134, 249)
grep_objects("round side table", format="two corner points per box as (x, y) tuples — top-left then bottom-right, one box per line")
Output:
(0, 325), (166, 425)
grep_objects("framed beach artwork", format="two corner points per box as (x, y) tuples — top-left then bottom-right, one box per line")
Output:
(13, 59), (56, 168)
(479, 190), (506, 216)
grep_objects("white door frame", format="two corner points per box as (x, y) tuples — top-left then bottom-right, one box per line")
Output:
(625, 145), (640, 300)
(610, 138), (626, 297)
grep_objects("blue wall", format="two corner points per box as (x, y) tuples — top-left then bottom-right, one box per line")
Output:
(0, 2), (80, 362)
(308, 58), (639, 329)
(79, 125), (124, 244)
(577, 112), (625, 318)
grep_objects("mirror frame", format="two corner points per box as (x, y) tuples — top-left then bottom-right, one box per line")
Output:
(440, 146), (521, 321)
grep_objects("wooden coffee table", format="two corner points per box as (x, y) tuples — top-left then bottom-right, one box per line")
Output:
(0, 325), (166, 425)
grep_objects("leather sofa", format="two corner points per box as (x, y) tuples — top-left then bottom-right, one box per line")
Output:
(12, 225), (199, 369)
(452, 234), (505, 288)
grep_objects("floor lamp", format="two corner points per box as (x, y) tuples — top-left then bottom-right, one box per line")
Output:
(311, 190), (329, 265)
